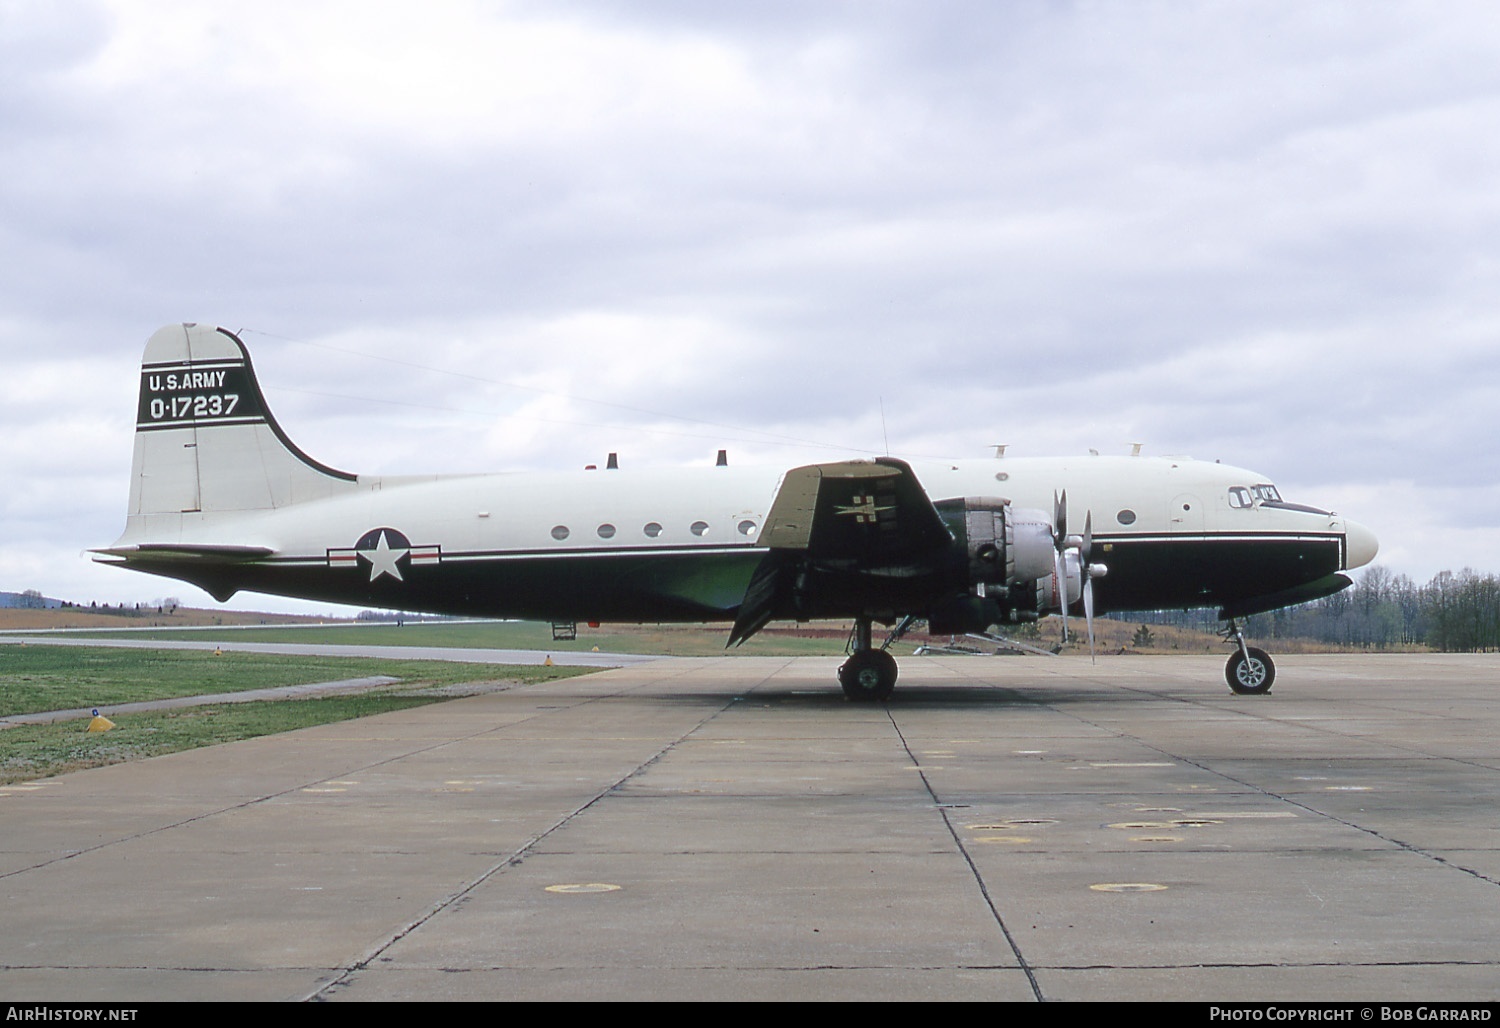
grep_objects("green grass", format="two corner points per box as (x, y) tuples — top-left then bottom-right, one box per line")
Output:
(0, 644), (595, 784)
(0, 643), (586, 715)
(0, 694), (446, 785)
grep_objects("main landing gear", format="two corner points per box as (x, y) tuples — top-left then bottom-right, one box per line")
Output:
(1222, 620), (1275, 695)
(839, 616), (899, 702)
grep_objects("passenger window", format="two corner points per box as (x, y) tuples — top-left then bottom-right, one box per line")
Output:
(737, 520), (758, 537)
(597, 524), (616, 539)
(551, 525), (570, 541)
(690, 521), (710, 537)
(643, 522), (663, 538)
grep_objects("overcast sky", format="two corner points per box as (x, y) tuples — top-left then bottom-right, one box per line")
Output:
(4, 0), (1498, 613)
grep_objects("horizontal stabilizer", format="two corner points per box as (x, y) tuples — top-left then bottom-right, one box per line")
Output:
(91, 543), (276, 563)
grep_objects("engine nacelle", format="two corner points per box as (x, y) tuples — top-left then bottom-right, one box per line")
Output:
(956, 497), (1054, 589)
(929, 497), (1063, 632)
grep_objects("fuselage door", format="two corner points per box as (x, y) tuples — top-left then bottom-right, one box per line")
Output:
(1169, 493), (1204, 533)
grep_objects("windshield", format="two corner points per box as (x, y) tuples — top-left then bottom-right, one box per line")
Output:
(1227, 482), (1330, 515)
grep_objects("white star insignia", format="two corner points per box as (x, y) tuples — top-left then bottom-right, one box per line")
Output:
(364, 530), (409, 582)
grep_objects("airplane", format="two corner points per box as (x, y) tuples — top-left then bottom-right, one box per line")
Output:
(94, 323), (1379, 701)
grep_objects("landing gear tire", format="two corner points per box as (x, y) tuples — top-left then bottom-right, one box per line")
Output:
(1226, 647), (1275, 695)
(839, 649), (898, 702)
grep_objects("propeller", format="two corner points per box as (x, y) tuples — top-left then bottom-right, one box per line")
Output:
(1051, 493), (1108, 661)
(1078, 510), (1109, 661)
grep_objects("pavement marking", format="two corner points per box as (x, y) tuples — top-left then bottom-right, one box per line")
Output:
(1089, 761), (1176, 767)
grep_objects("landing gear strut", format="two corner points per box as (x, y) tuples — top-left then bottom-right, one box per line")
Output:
(1222, 620), (1275, 695)
(839, 616), (898, 702)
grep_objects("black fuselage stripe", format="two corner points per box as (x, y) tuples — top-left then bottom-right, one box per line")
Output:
(253, 532), (1340, 566)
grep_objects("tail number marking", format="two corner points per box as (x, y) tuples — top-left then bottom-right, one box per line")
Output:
(148, 394), (241, 420)
(137, 363), (263, 427)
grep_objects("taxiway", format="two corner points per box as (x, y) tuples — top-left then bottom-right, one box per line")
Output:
(1, 653), (1496, 1001)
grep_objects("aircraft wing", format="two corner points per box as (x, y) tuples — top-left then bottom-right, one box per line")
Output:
(759, 457), (952, 559)
(729, 458), (953, 646)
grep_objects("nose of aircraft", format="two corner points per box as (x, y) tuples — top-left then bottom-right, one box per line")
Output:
(1343, 518), (1379, 570)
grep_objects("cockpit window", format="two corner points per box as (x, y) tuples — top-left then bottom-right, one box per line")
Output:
(1239, 482), (1330, 516)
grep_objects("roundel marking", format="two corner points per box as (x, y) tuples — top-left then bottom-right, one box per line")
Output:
(327, 528), (441, 582)
(356, 528), (412, 582)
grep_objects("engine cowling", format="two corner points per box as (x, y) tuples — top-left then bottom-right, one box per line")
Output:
(929, 497), (1070, 633)
(953, 498), (1052, 590)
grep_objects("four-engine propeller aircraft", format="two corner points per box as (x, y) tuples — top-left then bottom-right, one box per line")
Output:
(95, 324), (1379, 700)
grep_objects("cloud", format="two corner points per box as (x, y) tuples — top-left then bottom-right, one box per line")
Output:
(4, 1), (1500, 609)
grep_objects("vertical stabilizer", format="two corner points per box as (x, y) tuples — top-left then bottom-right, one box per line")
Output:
(127, 324), (358, 536)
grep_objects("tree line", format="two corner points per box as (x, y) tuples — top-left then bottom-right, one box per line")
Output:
(1116, 565), (1500, 653)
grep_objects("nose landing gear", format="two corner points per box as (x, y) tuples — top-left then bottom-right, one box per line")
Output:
(1222, 620), (1275, 695)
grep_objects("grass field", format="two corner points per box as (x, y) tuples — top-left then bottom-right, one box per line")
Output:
(0, 643), (586, 714)
(0, 644), (592, 785)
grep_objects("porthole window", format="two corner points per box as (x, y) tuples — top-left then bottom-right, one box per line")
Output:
(1116, 509), (1137, 526)
(690, 521), (710, 537)
(597, 523), (616, 539)
(643, 522), (663, 538)
(995, 472), (1009, 482)
(737, 520), (758, 537)
(551, 525), (570, 540)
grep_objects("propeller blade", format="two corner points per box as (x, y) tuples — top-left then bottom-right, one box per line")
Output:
(1054, 548), (1069, 641)
(1082, 511), (1093, 562)
(1083, 574), (1096, 663)
(1054, 490), (1067, 547)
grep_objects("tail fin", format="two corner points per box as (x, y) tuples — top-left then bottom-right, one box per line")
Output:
(126, 323), (358, 527)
